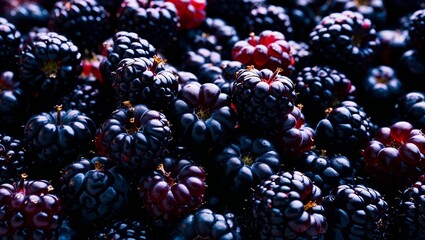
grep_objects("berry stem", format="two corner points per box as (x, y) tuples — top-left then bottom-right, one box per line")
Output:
(18, 173), (28, 194)
(248, 33), (256, 46)
(55, 105), (63, 126)
(152, 56), (166, 73)
(267, 68), (283, 84)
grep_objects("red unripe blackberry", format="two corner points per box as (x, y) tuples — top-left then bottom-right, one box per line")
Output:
(0, 175), (63, 239)
(166, 0), (206, 30)
(138, 158), (206, 221)
(232, 30), (295, 75)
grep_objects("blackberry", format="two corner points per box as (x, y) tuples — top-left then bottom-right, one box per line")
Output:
(60, 155), (131, 225)
(0, 17), (21, 71)
(294, 65), (356, 126)
(99, 31), (157, 86)
(241, 4), (293, 39)
(90, 218), (150, 239)
(167, 82), (237, 154)
(210, 134), (281, 208)
(95, 101), (172, 171)
(363, 121), (425, 188)
(232, 30), (295, 75)
(0, 175), (64, 239)
(206, 0), (265, 30)
(138, 158), (206, 221)
(23, 105), (96, 167)
(19, 31), (82, 110)
(48, 0), (111, 53)
(359, 65), (404, 126)
(392, 174), (425, 239)
(249, 171), (327, 239)
(111, 56), (179, 112)
(376, 29), (411, 67)
(309, 10), (379, 79)
(322, 184), (390, 239)
(197, 60), (245, 95)
(231, 67), (296, 130)
(0, 71), (26, 137)
(180, 47), (222, 75)
(170, 208), (241, 239)
(294, 150), (355, 195)
(408, 8), (425, 53)
(288, 40), (313, 76)
(326, 0), (387, 30)
(395, 91), (425, 130)
(314, 101), (375, 158)
(3, 2), (49, 34)
(0, 132), (27, 184)
(398, 49), (425, 93)
(116, 0), (179, 51)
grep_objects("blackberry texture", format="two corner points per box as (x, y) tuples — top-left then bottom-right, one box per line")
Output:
(0, 17), (21, 71)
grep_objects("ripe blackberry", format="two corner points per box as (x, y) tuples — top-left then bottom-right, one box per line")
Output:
(180, 47), (222, 74)
(294, 65), (356, 126)
(116, 0), (179, 51)
(138, 158), (206, 221)
(180, 17), (240, 61)
(90, 218), (150, 239)
(395, 91), (425, 130)
(409, 9), (425, 53)
(241, 4), (293, 39)
(0, 17), (21, 71)
(0, 132), (27, 184)
(48, 0), (111, 53)
(19, 31), (82, 109)
(210, 134), (281, 207)
(23, 105), (96, 167)
(376, 29), (410, 67)
(197, 60), (245, 95)
(249, 171), (327, 239)
(288, 40), (313, 76)
(326, 0), (387, 30)
(170, 208), (241, 239)
(111, 56), (179, 112)
(95, 101), (172, 171)
(398, 49), (425, 93)
(167, 82), (237, 153)
(360, 65), (404, 126)
(231, 67), (297, 130)
(2, 2), (49, 34)
(60, 76), (117, 126)
(206, 0), (265, 30)
(60, 155), (131, 225)
(309, 10), (379, 79)
(314, 101), (375, 158)
(0, 175), (63, 239)
(322, 184), (390, 239)
(392, 174), (425, 239)
(99, 31), (157, 85)
(232, 30), (295, 75)
(0, 71), (26, 137)
(363, 121), (425, 188)
(294, 150), (355, 195)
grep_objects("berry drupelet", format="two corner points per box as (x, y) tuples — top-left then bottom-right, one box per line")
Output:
(309, 10), (379, 79)
(232, 30), (295, 75)
(180, 47), (222, 74)
(170, 208), (241, 239)
(99, 31), (157, 86)
(231, 66), (296, 130)
(48, 0), (111, 53)
(95, 101), (172, 171)
(249, 171), (327, 239)
(322, 184), (390, 240)
(167, 0), (206, 30)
